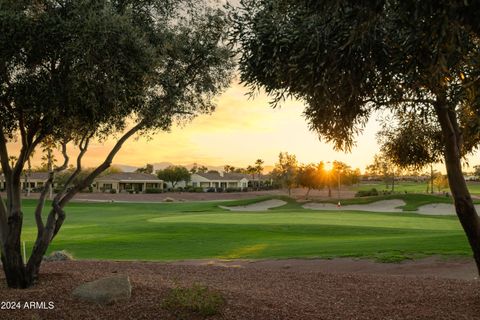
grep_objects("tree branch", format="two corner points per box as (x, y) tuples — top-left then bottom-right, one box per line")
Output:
(33, 140), (70, 237)
(54, 133), (92, 202)
(40, 121), (146, 244)
(58, 121), (146, 207)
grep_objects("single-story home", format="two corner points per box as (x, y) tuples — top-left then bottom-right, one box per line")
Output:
(93, 172), (163, 193)
(0, 172), (53, 191)
(190, 172), (249, 190)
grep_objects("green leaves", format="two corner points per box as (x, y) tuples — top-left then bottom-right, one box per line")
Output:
(230, 0), (480, 160)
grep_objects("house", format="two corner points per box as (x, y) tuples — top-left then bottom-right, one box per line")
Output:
(0, 172), (52, 191)
(190, 172), (249, 190)
(93, 172), (163, 193)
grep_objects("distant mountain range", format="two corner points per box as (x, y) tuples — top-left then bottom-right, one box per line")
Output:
(113, 162), (274, 173)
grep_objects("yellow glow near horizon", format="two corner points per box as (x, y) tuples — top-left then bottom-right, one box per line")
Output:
(5, 80), (480, 173)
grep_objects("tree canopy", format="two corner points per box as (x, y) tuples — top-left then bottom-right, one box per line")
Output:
(0, 0), (233, 288)
(157, 166), (191, 188)
(230, 0), (480, 273)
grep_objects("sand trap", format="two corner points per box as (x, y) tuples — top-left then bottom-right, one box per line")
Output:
(220, 199), (287, 211)
(303, 200), (406, 213)
(416, 203), (480, 216)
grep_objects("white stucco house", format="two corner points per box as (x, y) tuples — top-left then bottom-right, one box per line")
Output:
(93, 172), (163, 193)
(0, 172), (54, 191)
(190, 172), (249, 190)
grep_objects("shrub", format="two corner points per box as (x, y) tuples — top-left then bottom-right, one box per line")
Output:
(355, 188), (379, 197)
(146, 188), (163, 194)
(162, 284), (225, 319)
(225, 187), (240, 192)
(109, 189), (117, 194)
(189, 187), (204, 193)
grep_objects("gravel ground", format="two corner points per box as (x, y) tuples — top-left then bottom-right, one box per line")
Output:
(1, 260), (479, 320)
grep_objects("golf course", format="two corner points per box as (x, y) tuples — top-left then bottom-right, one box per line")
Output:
(22, 194), (476, 263)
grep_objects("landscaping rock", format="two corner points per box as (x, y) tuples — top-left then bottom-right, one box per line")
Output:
(72, 274), (131, 305)
(43, 250), (74, 262)
(163, 197), (175, 202)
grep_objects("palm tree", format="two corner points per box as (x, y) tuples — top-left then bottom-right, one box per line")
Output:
(246, 165), (256, 188)
(254, 159), (264, 189)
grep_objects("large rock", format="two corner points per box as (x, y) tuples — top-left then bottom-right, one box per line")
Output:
(43, 250), (74, 262)
(72, 275), (131, 304)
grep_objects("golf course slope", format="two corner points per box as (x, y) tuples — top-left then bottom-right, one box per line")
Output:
(303, 199), (405, 212)
(219, 199), (287, 211)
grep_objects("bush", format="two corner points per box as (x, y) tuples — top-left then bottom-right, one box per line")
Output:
(162, 284), (225, 319)
(146, 188), (163, 194)
(110, 189), (117, 194)
(225, 187), (241, 192)
(355, 188), (379, 197)
(206, 187), (215, 193)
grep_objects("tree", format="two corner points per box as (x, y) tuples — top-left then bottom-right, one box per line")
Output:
(376, 112), (441, 194)
(136, 164), (154, 174)
(434, 174), (449, 193)
(0, 0), (233, 288)
(271, 152), (297, 196)
(254, 159), (264, 189)
(224, 165), (235, 173)
(157, 166), (191, 189)
(190, 163), (199, 174)
(246, 165), (256, 184)
(474, 165), (480, 181)
(365, 153), (400, 191)
(197, 165), (209, 173)
(296, 163), (324, 199)
(230, 1), (480, 272)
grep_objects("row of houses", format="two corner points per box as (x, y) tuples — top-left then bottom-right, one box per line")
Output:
(0, 171), (265, 193)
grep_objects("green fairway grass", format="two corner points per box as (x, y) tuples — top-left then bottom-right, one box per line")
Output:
(355, 181), (480, 195)
(18, 196), (471, 262)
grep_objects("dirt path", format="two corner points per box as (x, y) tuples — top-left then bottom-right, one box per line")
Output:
(1, 259), (479, 320)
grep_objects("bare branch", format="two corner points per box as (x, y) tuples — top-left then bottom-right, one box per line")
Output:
(54, 133), (92, 202)
(58, 121), (146, 207)
(33, 175), (52, 237)
(33, 139), (70, 236)
(54, 140), (70, 173)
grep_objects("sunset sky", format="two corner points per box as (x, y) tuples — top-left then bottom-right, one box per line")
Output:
(8, 78), (479, 173)
(6, 0), (479, 174)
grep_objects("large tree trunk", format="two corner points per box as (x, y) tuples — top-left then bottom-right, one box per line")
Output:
(1, 214), (29, 288)
(435, 102), (480, 274)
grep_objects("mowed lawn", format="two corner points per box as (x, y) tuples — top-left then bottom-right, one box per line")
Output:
(19, 196), (471, 262)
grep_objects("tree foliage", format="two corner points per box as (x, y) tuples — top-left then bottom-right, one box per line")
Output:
(157, 166), (191, 188)
(229, 0), (480, 153)
(271, 152), (297, 195)
(0, 0), (233, 288)
(136, 164), (154, 174)
(229, 0), (480, 272)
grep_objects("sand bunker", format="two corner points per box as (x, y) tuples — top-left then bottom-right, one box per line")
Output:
(416, 203), (480, 216)
(221, 199), (287, 211)
(303, 200), (406, 213)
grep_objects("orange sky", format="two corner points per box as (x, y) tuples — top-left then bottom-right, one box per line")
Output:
(7, 80), (480, 173)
